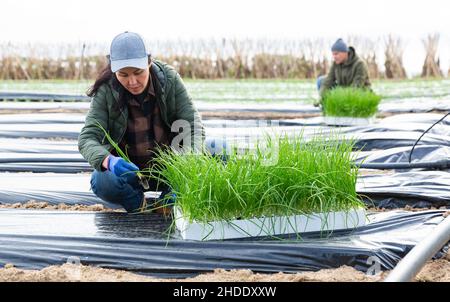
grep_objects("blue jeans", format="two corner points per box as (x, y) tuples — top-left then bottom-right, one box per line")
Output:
(316, 75), (326, 91)
(91, 171), (145, 212)
(90, 138), (228, 212)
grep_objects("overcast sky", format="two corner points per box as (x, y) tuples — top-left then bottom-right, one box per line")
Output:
(2, 0), (450, 76)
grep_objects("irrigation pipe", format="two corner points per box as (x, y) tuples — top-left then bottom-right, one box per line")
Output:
(384, 214), (450, 282)
(358, 159), (450, 170)
(408, 112), (450, 163)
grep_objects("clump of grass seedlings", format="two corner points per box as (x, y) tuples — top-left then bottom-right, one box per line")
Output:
(322, 87), (381, 118)
(96, 122), (150, 190)
(151, 133), (364, 224)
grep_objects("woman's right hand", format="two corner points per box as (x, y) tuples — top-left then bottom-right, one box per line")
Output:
(104, 155), (139, 178)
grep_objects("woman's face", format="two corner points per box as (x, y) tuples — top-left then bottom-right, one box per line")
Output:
(115, 64), (150, 95)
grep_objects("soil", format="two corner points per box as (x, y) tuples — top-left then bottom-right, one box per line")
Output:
(369, 206), (450, 213)
(1, 253), (448, 282)
(201, 111), (320, 120)
(2, 200), (447, 214)
(415, 258), (450, 282)
(0, 263), (382, 282)
(358, 169), (395, 176)
(0, 200), (123, 212)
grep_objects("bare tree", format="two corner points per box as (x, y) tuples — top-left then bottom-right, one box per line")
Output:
(384, 35), (407, 79)
(421, 33), (443, 78)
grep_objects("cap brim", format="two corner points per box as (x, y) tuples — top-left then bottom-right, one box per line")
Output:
(111, 57), (148, 73)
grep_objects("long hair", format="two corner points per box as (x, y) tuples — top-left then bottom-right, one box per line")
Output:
(86, 63), (113, 97)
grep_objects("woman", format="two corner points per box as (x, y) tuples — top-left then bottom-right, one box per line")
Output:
(78, 32), (204, 213)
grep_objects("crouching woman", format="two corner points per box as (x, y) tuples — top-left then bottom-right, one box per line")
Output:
(78, 32), (204, 213)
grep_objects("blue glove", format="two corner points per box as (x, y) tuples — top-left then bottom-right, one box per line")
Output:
(158, 188), (176, 205)
(108, 155), (139, 179)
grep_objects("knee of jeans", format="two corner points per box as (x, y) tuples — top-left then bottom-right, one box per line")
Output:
(90, 171), (100, 194)
(316, 75), (325, 90)
(90, 171), (129, 201)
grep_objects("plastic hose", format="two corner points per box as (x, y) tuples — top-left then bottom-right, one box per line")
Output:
(358, 159), (450, 170)
(384, 214), (450, 282)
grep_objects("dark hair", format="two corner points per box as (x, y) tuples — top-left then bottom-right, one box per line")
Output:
(86, 63), (113, 97)
(86, 55), (152, 97)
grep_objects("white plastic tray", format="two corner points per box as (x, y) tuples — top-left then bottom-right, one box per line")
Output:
(324, 116), (375, 126)
(175, 207), (367, 241)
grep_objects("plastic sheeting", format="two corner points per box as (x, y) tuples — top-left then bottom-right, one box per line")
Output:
(1, 101), (449, 278)
(2, 145), (449, 174)
(0, 139), (89, 172)
(0, 92), (90, 102)
(0, 152), (91, 173)
(214, 130), (450, 152)
(380, 113), (450, 126)
(378, 99), (450, 113)
(0, 138), (78, 154)
(1, 112), (448, 125)
(0, 112), (449, 208)
(2, 112), (447, 128)
(0, 140), (412, 174)
(1, 113), (449, 153)
(0, 123), (81, 139)
(0, 173), (118, 208)
(0, 209), (447, 278)
(0, 113), (86, 124)
(0, 162), (91, 173)
(358, 171), (450, 208)
(1, 127), (448, 151)
(0, 171), (449, 209)
(0, 101), (90, 110)
(354, 145), (450, 165)
(349, 132), (450, 151)
(1, 97), (450, 113)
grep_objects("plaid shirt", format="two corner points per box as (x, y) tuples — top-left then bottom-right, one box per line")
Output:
(119, 72), (172, 170)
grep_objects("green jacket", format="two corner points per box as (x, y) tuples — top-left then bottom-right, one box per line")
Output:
(78, 60), (204, 171)
(319, 47), (371, 98)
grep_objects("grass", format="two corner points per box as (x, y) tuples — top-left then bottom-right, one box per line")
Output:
(96, 122), (150, 190)
(151, 133), (364, 224)
(1, 79), (449, 104)
(322, 87), (382, 118)
(0, 80), (91, 94)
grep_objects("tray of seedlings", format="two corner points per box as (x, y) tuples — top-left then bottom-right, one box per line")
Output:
(322, 87), (381, 126)
(151, 134), (367, 241)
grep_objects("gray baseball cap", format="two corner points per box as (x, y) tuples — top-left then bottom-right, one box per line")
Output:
(109, 31), (149, 73)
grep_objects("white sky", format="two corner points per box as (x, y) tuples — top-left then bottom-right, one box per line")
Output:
(1, 0), (450, 76)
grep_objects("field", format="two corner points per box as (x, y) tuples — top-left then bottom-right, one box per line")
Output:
(0, 77), (449, 282)
(0, 78), (450, 104)
(2, 0), (450, 287)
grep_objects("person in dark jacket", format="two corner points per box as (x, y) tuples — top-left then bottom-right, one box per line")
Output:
(78, 32), (205, 213)
(315, 38), (371, 106)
